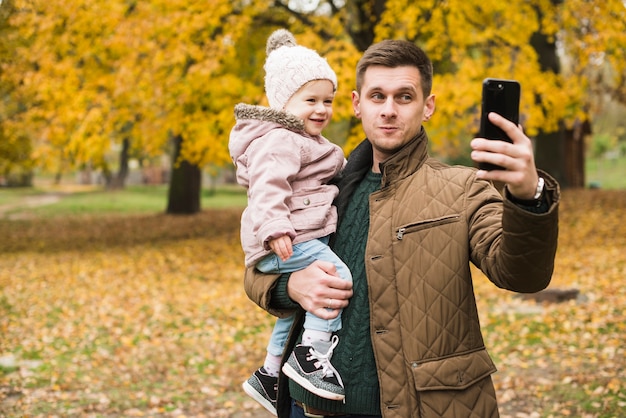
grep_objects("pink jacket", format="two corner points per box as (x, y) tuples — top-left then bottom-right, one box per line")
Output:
(229, 104), (346, 267)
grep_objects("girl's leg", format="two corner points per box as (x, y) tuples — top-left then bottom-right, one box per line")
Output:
(257, 237), (352, 345)
(264, 314), (294, 376)
(275, 239), (352, 400)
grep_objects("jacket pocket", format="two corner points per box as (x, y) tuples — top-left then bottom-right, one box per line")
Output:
(288, 188), (336, 231)
(411, 348), (497, 391)
(396, 214), (460, 240)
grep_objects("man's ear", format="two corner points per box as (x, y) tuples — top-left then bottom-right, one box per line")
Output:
(352, 91), (361, 118)
(424, 94), (436, 121)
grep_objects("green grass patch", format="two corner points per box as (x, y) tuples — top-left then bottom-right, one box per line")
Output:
(0, 187), (46, 205)
(0, 184), (247, 219)
(586, 155), (626, 189)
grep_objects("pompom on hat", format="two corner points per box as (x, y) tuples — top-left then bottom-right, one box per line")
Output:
(264, 29), (337, 110)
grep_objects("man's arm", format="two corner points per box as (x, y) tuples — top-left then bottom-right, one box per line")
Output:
(243, 261), (353, 318)
(468, 171), (559, 293)
(243, 267), (290, 318)
(470, 113), (559, 293)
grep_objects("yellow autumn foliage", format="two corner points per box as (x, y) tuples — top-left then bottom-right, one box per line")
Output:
(1, 0), (625, 173)
(374, 0), (625, 156)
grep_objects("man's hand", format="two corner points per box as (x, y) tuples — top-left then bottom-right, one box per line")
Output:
(268, 235), (293, 261)
(288, 261), (353, 319)
(471, 112), (540, 200)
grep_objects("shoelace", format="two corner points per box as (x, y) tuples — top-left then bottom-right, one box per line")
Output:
(306, 335), (345, 392)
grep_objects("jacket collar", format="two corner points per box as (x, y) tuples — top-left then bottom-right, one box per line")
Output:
(341, 127), (429, 187)
(333, 127), (429, 233)
(234, 103), (305, 132)
(379, 126), (429, 188)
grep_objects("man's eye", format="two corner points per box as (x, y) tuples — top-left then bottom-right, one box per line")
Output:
(398, 94), (412, 102)
(371, 93), (384, 101)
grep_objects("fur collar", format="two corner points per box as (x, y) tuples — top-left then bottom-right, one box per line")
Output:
(234, 103), (305, 132)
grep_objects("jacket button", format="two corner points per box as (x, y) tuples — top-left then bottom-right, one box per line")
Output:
(411, 362), (419, 368)
(303, 198), (310, 205)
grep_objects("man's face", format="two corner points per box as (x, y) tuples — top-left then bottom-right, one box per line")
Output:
(352, 65), (435, 171)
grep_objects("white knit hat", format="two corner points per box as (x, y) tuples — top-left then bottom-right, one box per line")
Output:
(264, 29), (337, 110)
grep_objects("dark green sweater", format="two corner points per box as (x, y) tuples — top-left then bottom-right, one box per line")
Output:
(289, 170), (383, 414)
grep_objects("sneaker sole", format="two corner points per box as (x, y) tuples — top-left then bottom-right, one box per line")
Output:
(282, 363), (346, 401)
(242, 381), (277, 416)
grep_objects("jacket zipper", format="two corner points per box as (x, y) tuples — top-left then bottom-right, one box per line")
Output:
(396, 215), (460, 240)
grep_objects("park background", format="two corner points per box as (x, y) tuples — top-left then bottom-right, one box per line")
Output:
(1, 0), (625, 417)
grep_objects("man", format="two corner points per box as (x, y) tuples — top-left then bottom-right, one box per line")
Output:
(244, 39), (559, 418)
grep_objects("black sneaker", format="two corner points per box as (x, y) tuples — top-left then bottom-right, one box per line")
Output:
(281, 335), (345, 401)
(242, 367), (277, 415)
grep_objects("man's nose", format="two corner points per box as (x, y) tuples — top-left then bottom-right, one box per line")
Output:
(380, 98), (397, 118)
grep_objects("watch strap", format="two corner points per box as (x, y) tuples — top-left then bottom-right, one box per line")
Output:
(533, 176), (545, 200)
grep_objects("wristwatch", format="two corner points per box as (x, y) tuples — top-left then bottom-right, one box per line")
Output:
(506, 176), (546, 209)
(533, 177), (545, 200)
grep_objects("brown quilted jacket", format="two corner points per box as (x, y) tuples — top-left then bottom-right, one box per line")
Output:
(244, 128), (560, 417)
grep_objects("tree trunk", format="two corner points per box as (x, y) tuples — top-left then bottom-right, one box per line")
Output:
(4, 171), (33, 187)
(534, 128), (566, 185)
(564, 120), (590, 188)
(166, 134), (201, 214)
(344, 0), (386, 51)
(100, 164), (112, 186)
(107, 137), (130, 190)
(530, 10), (585, 188)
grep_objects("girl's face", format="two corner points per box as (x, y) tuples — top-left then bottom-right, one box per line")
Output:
(284, 79), (335, 136)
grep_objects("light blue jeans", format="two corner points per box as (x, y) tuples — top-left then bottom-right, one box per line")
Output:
(256, 236), (352, 356)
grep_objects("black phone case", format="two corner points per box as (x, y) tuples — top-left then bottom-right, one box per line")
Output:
(478, 78), (520, 171)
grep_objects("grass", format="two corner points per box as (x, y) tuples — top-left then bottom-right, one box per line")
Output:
(0, 187), (40, 206)
(1, 155), (622, 219)
(0, 183), (247, 219)
(585, 155), (626, 189)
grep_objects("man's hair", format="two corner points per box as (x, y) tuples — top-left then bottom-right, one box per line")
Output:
(355, 40), (433, 98)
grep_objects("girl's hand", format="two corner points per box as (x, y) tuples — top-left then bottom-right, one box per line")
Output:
(269, 235), (293, 261)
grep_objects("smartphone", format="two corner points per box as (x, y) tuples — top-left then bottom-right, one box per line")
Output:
(478, 78), (520, 171)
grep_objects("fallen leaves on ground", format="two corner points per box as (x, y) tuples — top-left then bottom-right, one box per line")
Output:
(474, 190), (626, 417)
(1, 189), (625, 417)
(1, 211), (270, 417)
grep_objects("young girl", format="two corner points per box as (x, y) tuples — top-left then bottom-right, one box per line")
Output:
(229, 29), (351, 415)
